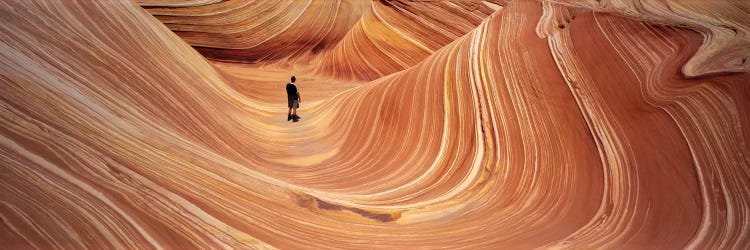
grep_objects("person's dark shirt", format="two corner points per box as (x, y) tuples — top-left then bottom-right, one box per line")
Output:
(286, 83), (298, 100)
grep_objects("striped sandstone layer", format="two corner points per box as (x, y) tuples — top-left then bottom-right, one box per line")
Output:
(1, 0), (748, 248)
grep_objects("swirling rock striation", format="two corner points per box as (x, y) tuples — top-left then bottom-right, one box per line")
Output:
(0, 0), (748, 249)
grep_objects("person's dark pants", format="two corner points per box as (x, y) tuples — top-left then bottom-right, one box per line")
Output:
(288, 98), (299, 109)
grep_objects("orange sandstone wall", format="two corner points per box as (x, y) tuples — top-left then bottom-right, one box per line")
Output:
(0, 0), (748, 248)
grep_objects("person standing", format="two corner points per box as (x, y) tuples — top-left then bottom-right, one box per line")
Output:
(286, 76), (301, 122)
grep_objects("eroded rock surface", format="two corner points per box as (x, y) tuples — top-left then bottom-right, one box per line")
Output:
(0, 0), (748, 248)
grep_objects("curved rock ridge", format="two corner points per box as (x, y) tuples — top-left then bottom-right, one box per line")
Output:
(550, 0), (750, 77)
(0, 0), (749, 249)
(140, 0), (371, 63)
(312, 0), (507, 80)
(140, 0), (507, 80)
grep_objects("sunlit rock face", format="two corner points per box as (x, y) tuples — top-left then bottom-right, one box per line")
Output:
(1, 0), (748, 249)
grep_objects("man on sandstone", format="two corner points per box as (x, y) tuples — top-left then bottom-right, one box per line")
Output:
(286, 76), (301, 122)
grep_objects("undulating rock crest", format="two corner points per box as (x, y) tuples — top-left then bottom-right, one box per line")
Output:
(141, 0), (508, 80)
(1, 0), (748, 249)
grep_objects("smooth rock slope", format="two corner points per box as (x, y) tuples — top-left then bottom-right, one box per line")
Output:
(0, 0), (748, 248)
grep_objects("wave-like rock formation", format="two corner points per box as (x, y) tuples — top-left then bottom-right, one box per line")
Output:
(1, 0), (749, 248)
(141, 0), (368, 63)
(143, 0), (506, 80)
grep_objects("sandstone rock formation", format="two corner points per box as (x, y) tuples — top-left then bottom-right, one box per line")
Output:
(0, 0), (748, 248)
